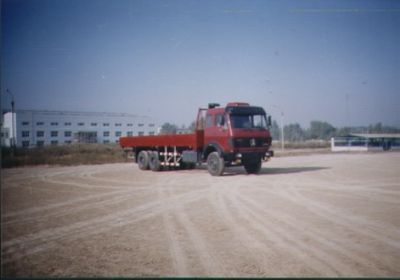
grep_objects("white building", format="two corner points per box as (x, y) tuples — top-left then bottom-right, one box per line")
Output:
(1, 110), (159, 148)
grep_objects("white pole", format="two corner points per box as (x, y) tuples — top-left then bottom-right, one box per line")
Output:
(281, 111), (284, 151)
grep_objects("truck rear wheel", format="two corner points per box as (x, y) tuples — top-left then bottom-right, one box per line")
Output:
(137, 151), (149, 170)
(149, 151), (162, 171)
(207, 152), (225, 176)
(244, 160), (262, 174)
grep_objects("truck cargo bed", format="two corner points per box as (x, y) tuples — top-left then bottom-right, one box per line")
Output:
(120, 130), (204, 150)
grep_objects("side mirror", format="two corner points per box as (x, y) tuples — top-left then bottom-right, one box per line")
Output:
(267, 116), (272, 126)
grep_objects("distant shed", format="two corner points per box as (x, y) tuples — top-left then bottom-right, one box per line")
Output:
(331, 133), (400, 152)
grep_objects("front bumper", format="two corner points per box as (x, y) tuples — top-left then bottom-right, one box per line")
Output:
(223, 149), (273, 164)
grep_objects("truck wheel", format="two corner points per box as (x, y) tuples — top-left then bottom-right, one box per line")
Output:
(149, 151), (162, 171)
(137, 151), (149, 170)
(244, 160), (262, 174)
(207, 152), (225, 176)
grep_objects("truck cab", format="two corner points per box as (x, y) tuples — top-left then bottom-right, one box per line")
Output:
(200, 102), (273, 175)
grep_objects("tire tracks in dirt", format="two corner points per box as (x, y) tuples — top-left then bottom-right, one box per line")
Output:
(282, 180), (400, 249)
(229, 190), (352, 275)
(160, 175), (232, 276)
(253, 174), (400, 251)
(2, 183), (208, 264)
(157, 177), (189, 276)
(238, 190), (393, 275)
(209, 183), (285, 275)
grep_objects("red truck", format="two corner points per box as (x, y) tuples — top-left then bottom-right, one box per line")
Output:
(120, 102), (274, 176)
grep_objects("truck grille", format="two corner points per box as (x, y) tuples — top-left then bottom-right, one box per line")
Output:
(232, 137), (271, 148)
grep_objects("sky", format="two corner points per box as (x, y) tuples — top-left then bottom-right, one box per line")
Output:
(2, 0), (400, 128)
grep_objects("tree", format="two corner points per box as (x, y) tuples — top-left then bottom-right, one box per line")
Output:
(160, 122), (178, 134)
(336, 127), (351, 137)
(270, 120), (280, 140)
(368, 122), (383, 133)
(307, 121), (336, 140)
(284, 123), (305, 141)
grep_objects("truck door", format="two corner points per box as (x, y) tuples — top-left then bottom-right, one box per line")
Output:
(204, 112), (230, 152)
(215, 113), (230, 152)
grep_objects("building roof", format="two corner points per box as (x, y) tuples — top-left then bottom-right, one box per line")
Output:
(4, 109), (152, 119)
(350, 133), (400, 139)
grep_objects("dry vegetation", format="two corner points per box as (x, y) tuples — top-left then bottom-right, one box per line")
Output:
(1, 144), (129, 168)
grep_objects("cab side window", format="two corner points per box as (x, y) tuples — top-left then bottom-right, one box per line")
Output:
(215, 114), (225, 127)
(205, 114), (214, 128)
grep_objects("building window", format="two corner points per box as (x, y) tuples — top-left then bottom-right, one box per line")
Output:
(37, 131), (45, 137)
(22, 121), (30, 126)
(51, 122), (58, 126)
(115, 131), (121, 137)
(36, 122), (44, 126)
(51, 131), (58, 137)
(22, 131), (30, 137)
(91, 122), (98, 126)
(22, 141), (30, 147)
(65, 140), (72, 144)
(149, 124), (155, 127)
(127, 123), (133, 127)
(115, 123), (122, 127)
(127, 131), (133, 136)
(103, 123), (109, 127)
(78, 122), (84, 126)
(103, 131), (110, 137)
(103, 140), (110, 144)
(138, 131), (144, 136)
(149, 131), (155, 135)
(37, 141), (45, 147)
(138, 123), (144, 127)
(51, 140), (58, 145)
(64, 122), (72, 126)
(64, 131), (72, 137)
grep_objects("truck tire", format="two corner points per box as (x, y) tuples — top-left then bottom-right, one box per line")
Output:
(149, 151), (162, 171)
(244, 160), (262, 174)
(207, 151), (225, 176)
(137, 151), (149, 170)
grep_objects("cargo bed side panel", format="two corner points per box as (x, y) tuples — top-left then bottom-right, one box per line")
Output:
(120, 133), (199, 149)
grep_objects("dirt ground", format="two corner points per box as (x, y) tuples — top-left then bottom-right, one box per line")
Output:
(1, 152), (400, 277)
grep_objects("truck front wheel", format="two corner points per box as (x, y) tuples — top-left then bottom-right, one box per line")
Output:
(207, 152), (225, 176)
(243, 160), (262, 174)
(149, 152), (162, 171)
(137, 151), (150, 170)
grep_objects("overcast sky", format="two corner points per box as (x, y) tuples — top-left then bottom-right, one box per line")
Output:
(2, 0), (399, 127)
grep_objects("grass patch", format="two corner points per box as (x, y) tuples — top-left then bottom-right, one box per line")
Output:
(1, 144), (129, 168)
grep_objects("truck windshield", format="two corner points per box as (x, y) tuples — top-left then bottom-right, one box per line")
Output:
(230, 114), (267, 129)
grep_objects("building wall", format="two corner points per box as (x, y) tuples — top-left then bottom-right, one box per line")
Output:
(3, 110), (159, 147)
(1, 127), (11, 147)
